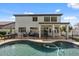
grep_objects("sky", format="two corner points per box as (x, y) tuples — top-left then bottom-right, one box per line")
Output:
(0, 3), (79, 26)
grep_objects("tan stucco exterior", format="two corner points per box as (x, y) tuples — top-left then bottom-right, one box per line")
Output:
(15, 15), (61, 33)
(14, 14), (69, 39)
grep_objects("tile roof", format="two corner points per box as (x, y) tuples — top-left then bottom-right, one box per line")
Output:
(0, 22), (13, 25)
(0, 22), (15, 29)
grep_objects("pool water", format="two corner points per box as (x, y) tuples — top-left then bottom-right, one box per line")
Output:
(0, 41), (79, 56)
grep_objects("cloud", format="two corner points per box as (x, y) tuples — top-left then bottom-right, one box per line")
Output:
(62, 16), (79, 26)
(10, 16), (15, 21)
(67, 3), (79, 9)
(0, 16), (15, 21)
(24, 12), (34, 14)
(11, 16), (15, 19)
(55, 9), (61, 13)
(64, 16), (77, 20)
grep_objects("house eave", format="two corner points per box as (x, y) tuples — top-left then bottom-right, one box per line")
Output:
(14, 14), (63, 16)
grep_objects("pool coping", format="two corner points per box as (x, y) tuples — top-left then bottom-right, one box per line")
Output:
(0, 39), (79, 46)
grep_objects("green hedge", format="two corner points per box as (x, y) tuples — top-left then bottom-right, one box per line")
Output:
(0, 31), (6, 36)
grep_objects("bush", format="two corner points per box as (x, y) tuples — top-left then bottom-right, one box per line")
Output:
(72, 37), (79, 42)
(0, 31), (6, 36)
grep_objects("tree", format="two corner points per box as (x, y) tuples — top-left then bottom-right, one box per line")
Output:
(60, 26), (66, 32)
(60, 25), (73, 32)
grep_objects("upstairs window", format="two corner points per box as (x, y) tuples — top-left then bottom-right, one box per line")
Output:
(32, 17), (38, 22)
(51, 17), (57, 22)
(44, 16), (50, 22)
(19, 27), (26, 32)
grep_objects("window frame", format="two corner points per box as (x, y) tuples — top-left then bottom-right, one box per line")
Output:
(44, 16), (50, 22)
(51, 16), (57, 22)
(18, 27), (26, 32)
(32, 17), (38, 22)
(30, 27), (38, 32)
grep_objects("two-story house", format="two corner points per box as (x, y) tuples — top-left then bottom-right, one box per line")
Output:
(14, 14), (69, 39)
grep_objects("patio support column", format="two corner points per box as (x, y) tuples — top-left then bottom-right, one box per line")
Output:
(39, 24), (41, 38)
(52, 24), (55, 38)
(59, 26), (61, 36)
(66, 24), (69, 39)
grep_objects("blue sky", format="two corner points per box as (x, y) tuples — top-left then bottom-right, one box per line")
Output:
(0, 3), (79, 26)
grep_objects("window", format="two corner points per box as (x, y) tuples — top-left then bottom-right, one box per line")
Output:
(19, 27), (26, 32)
(51, 17), (57, 22)
(30, 27), (38, 32)
(55, 27), (59, 33)
(30, 27), (38, 29)
(44, 17), (50, 22)
(32, 17), (38, 22)
(49, 28), (51, 33)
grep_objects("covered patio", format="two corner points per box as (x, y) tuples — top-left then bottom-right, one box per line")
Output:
(0, 22), (70, 40)
(39, 22), (70, 39)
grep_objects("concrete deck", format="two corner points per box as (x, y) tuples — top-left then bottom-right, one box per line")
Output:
(0, 39), (79, 46)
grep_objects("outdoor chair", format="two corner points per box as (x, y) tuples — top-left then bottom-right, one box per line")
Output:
(28, 32), (38, 37)
(23, 32), (27, 37)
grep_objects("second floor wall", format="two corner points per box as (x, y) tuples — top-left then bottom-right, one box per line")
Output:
(15, 16), (61, 26)
(15, 15), (61, 33)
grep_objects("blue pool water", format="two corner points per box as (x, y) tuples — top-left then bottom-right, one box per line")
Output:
(0, 41), (79, 56)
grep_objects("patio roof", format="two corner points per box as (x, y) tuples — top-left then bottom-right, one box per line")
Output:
(39, 22), (70, 24)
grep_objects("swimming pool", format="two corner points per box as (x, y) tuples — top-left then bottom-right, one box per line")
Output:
(0, 40), (79, 56)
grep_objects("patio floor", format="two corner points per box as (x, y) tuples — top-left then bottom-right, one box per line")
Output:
(16, 35), (68, 40)
(0, 34), (71, 43)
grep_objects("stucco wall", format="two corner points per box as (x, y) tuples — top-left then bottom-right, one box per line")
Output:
(15, 16), (44, 33)
(15, 15), (61, 33)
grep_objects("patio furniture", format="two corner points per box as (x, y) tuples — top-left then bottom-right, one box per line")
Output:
(23, 32), (27, 37)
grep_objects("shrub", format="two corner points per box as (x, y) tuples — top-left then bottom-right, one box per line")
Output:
(72, 37), (79, 42)
(0, 31), (6, 36)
